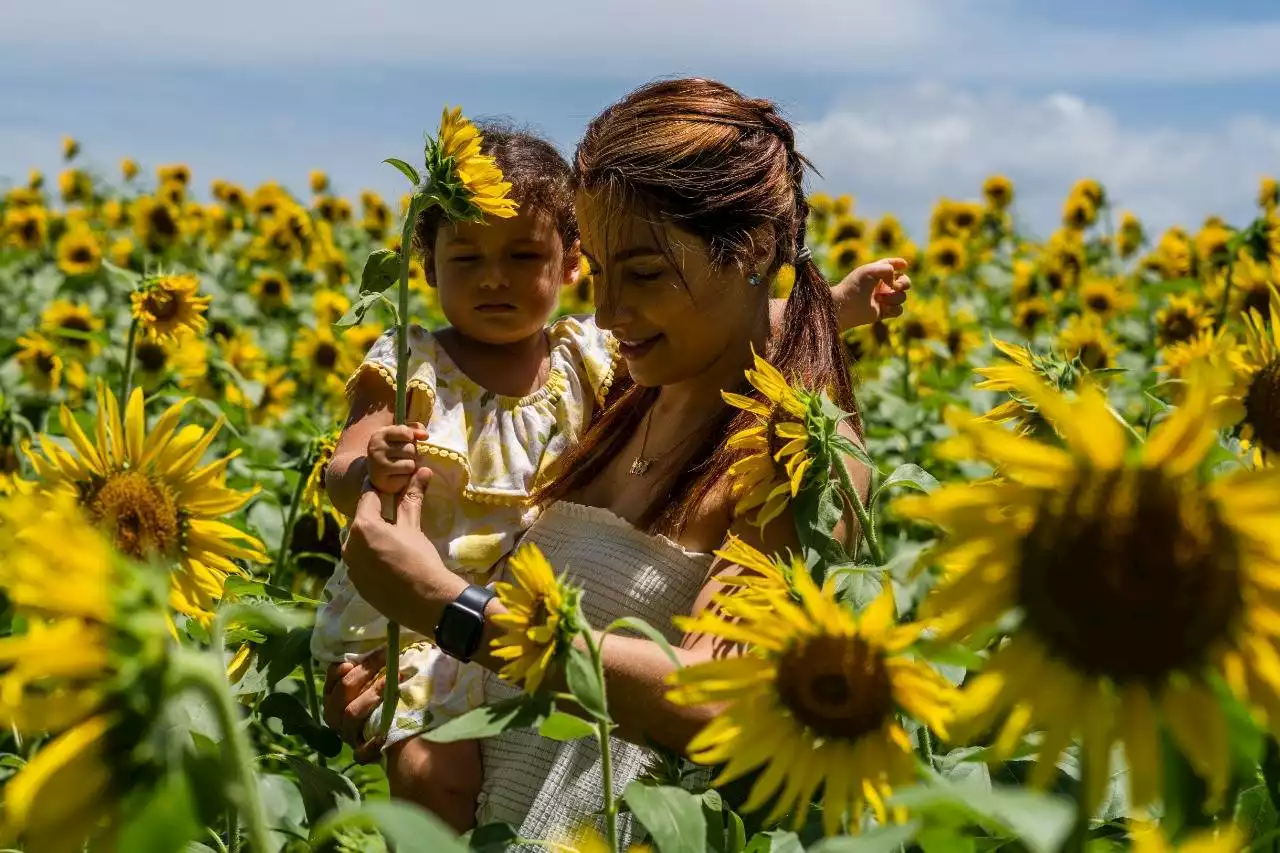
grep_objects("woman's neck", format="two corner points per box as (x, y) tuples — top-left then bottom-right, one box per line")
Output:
(652, 317), (768, 424)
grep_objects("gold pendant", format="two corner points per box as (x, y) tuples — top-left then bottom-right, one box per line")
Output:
(629, 457), (652, 476)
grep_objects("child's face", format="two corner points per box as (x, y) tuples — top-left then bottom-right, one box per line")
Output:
(430, 209), (576, 345)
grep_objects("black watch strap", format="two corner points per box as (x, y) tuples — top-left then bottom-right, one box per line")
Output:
(434, 584), (497, 662)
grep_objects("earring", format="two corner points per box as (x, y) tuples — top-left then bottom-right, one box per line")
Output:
(748, 273), (762, 287)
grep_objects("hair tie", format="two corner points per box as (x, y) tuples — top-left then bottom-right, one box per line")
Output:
(795, 246), (812, 264)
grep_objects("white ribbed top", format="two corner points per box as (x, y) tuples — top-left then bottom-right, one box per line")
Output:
(475, 501), (712, 850)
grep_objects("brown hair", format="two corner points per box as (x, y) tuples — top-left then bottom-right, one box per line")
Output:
(412, 121), (578, 257)
(536, 78), (858, 535)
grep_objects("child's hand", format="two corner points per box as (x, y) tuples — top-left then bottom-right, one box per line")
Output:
(832, 257), (912, 329)
(367, 422), (428, 493)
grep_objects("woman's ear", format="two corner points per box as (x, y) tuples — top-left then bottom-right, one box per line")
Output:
(748, 227), (778, 280)
(563, 239), (584, 287)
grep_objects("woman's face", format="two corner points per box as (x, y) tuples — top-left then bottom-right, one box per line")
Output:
(431, 209), (576, 346)
(577, 191), (767, 388)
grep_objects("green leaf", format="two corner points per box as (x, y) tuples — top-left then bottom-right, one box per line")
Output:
(623, 781), (708, 853)
(361, 248), (403, 295)
(259, 692), (343, 757)
(423, 694), (550, 743)
(280, 755), (359, 825)
(466, 822), (519, 852)
(537, 710), (597, 742)
(335, 292), (386, 328)
(917, 825), (978, 853)
(383, 158), (421, 187)
(604, 616), (682, 668)
(315, 799), (468, 853)
(743, 830), (803, 853)
(260, 772), (308, 849)
(873, 463), (940, 507)
(888, 783), (1073, 853)
(808, 820), (922, 852)
(115, 772), (203, 853)
(566, 644), (609, 721)
(727, 811), (747, 853)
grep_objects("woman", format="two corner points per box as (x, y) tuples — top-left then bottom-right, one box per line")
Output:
(326, 78), (874, 847)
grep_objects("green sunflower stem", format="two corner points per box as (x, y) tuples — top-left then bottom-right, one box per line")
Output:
(584, 630), (619, 853)
(379, 193), (424, 743)
(899, 337), (913, 402)
(836, 458), (884, 566)
(1215, 253), (1237, 331)
(170, 651), (272, 853)
(120, 316), (139, 403)
(272, 453), (311, 578)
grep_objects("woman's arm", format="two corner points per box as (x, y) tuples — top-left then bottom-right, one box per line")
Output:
(325, 372), (395, 519)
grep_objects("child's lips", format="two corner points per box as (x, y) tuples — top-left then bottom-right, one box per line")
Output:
(475, 303), (518, 313)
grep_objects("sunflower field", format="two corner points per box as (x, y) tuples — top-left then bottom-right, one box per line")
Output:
(1, 130), (1279, 853)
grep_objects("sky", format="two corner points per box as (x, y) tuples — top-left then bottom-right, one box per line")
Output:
(3, 0), (1279, 239)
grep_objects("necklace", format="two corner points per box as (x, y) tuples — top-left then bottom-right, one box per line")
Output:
(629, 407), (714, 477)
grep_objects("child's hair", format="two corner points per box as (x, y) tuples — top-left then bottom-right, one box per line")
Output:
(534, 77), (859, 536)
(411, 121), (578, 257)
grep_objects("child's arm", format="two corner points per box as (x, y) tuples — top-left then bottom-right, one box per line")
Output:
(326, 372), (425, 518)
(386, 737), (481, 834)
(769, 257), (911, 332)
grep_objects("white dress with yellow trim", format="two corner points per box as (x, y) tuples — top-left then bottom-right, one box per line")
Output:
(310, 317), (618, 746)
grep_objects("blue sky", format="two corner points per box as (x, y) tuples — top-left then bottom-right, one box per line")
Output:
(3, 0), (1279, 238)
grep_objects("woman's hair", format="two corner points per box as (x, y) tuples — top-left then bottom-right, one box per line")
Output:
(412, 121), (578, 256)
(535, 78), (859, 535)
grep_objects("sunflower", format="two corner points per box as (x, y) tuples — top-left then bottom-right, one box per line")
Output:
(309, 169), (329, 194)
(944, 310), (984, 365)
(23, 383), (266, 622)
(490, 543), (574, 693)
(982, 175), (1014, 210)
(131, 196), (182, 252)
(974, 338), (1048, 431)
(1014, 297), (1053, 335)
(1219, 285), (1280, 459)
(1261, 176), (1279, 212)
(1059, 313), (1118, 370)
(159, 179), (186, 207)
(120, 157), (139, 181)
(1071, 177), (1106, 208)
(722, 348), (813, 529)
(41, 299), (103, 357)
(1149, 228), (1196, 280)
(58, 169), (90, 204)
(1043, 229), (1086, 295)
(1195, 222), (1232, 270)
(301, 431), (344, 537)
(314, 289), (352, 325)
(709, 535), (800, 612)
(0, 491), (168, 853)
(16, 332), (63, 392)
(218, 329), (267, 379)
(829, 215), (864, 244)
(130, 273), (212, 342)
(668, 573), (954, 835)
(871, 214), (903, 250)
(1158, 327), (1238, 384)
(431, 106), (519, 220)
(827, 239), (866, 274)
(157, 163), (191, 186)
(1156, 293), (1213, 348)
(3, 205), (48, 250)
(895, 363), (1280, 813)
(1117, 211), (1145, 259)
(55, 226), (102, 276)
(1062, 192), (1097, 231)
(1130, 819), (1244, 853)
(226, 365), (297, 425)
(249, 270), (293, 309)
(1079, 277), (1135, 320)
(292, 325), (356, 384)
(926, 237), (967, 276)
(1230, 254), (1277, 319)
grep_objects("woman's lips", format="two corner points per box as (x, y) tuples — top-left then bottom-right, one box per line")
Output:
(618, 334), (662, 359)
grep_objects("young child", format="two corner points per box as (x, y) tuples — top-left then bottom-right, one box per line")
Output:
(313, 123), (910, 832)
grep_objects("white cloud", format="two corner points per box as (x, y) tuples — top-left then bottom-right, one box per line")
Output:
(797, 83), (1280, 239)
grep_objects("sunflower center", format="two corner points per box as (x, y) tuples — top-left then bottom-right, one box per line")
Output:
(1086, 293), (1112, 313)
(70, 245), (93, 263)
(937, 249), (958, 268)
(35, 351), (57, 374)
(776, 634), (893, 740)
(136, 341), (168, 372)
(83, 471), (182, 560)
(903, 319), (927, 341)
(262, 278), (282, 296)
(1243, 286), (1271, 318)
(1017, 467), (1242, 683)
(151, 207), (177, 236)
(946, 329), (965, 356)
(144, 291), (181, 321)
(1244, 358), (1280, 456)
(1018, 306), (1047, 331)
(1076, 341), (1110, 371)
(1160, 311), (1196, 344)
(872, 322), (892, 346)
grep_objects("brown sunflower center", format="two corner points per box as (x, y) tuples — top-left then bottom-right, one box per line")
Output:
(1243, 286), (1271, 318)
(136, 341), (168, 372)
(1244, 358), (1280, 456)
(903, 319), (928, 341)
(262, 278), (283, 296)
(1086, 293), (1113, 313)
(151, 207), (178, 236)
(1076, 341), (1110, 371)
(953, 211), (976, 229)
(1018, 306), (1047, 331)
(1160, 311), (1197, 344)
(35, 351), (57, 374)
(776, 634), (893, 740)
(1017, 467), (1242, 683)
(314, 343), (339, 370)
(144, 291), (181, 321)
(946, 329), (965, 356)
(69, 245), (93, 264)
(872, 321), (892, 346)
(19, 220), (39, 241)
(83, 470), (182, 560)
(936, 248), (959, 268)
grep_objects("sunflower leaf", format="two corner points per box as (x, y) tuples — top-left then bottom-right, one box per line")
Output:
(423, 694), (550, 743)
(314, 800), (468, 853)
(360, 248), (401, 295)
(537, 711), (596, 742)
(383, 158), (421, 187)
(565, 644), (609, 722)
(624, 781), (708, 853)
(807, 820), (922, 852)
(873, 463), (940, 507)
(742, 831), (802, 853)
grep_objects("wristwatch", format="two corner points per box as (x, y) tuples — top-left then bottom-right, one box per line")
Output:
(434, 584), (497, 662)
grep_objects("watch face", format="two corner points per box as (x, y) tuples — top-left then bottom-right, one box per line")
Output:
(439, 605), (483, 660)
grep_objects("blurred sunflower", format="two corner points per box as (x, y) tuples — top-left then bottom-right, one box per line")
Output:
(24, 384), (266, 622)
(431, 106), (519, 220)
(27, 168), (43, 189)
(1261, 176), (1279, 212)
(926, 237), (967, 276)
(1071, 177), (1106, 208)
(1079, 277), (1136, 320)
(249, 270), (293, 310)
(1014, 297), (1053, 336)
(131, 340), (174, 391)
(1156, 294), (1213, 348)
(1043, 229), (1086, 295)
(55, 226), (102, 277)
(61, 135), (80, 160)
(722, 348), (813, 529)
(15, 332), (63, 393)
(1118, 211), (1146, 259)
(1218, 285), (1280, 459)
(120, 157), (139, 181)
(130, 273), (212, 342)
(292, 326), (356, 386)
(1059, 313), (1119, 370)
(131, 196), (182, 252)
(157, 163), (191, 186)
(827, 239), (866, 274)
(896, 364), (1280, 813)
(58, 169), (90, 204)
(829, 215), (865, 244)
(1062, 192), (1098, 230)
(314, 289), (352, 325)
(832, 194), (853, 216)
(218, 329), (267, 379)
(41, 299), (103, 357)
(1195, 221), (1233, 271)
(1158, 327), (1237, 384)
(0, 492), (169, 853)
(1130, 819), (1243, 853)
(309, 169), (329, 194)
(1230, 255), (1277, 319)
(944, 308), (984, 365)
(983, 175), (1014, 210)
(159, 180), (186, 207)
(490, 543), (574, 692)
(108, 237), (135, 269)
(3, 205), (48, 250)
(669, 575), (954, 835)
(974, 338), (1052, 432)
(1149, 228), (1196, 280)
(300, 431), (343, 537)
(872, 214), (904, 250)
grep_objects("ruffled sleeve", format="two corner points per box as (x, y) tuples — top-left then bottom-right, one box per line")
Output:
(344, 324), (439, 423)
(548, 316), (619, 407)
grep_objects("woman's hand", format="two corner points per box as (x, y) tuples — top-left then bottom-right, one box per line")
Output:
(831, 257), (912, 329)
(322, 648), (387, 763)
(343, 468), (467, 636)
(367, 423), (428, 494)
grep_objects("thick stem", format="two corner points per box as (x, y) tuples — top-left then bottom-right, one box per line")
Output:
(585, 631), (618, 852)
(1067, 751), (1091, 853)
(120, 317), (139, 403)
(379, 195), (422, 742)
(899, 336), (912, 402)
(171, 652), (272, 853)
(301, 656), (321, 726)
(271, 460), (309, 578)
(836, 459), (884, 565)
